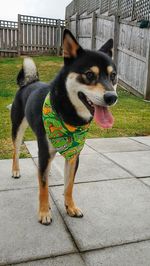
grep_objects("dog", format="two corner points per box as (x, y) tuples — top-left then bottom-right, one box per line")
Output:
(11, 29), (118, 225)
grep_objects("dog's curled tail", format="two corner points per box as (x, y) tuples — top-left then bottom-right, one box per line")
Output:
(17, 57), (39, 88)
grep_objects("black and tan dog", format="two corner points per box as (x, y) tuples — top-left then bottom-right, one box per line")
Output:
(11, 29), (118, 225)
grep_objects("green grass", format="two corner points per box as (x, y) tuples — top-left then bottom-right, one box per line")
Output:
(0, 55), (150, 159)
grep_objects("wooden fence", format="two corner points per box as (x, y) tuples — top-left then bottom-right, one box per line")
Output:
(0, 14), (65, 57)
(66, 0), (150, 100)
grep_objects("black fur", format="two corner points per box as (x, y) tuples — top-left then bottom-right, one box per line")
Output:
(99, 38), (113, 58)
(11, 30), (117, 224)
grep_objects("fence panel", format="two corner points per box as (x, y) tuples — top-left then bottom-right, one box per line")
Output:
(132, 0), (150, 21)
(109, 0), (118, 15)
(100, 0), (109, 14)
(78, 16), (92, 48)
(95, 16), (114, 49)
(0, 15), (65, 57)
(118, 22), (148, 95)
(0, 20), (18, 56)
(19, 15), (65, 55)
(119, 0), (134, 19)
(87, 0), (100, 14)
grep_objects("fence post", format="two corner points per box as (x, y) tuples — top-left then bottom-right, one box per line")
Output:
(75, 13), (79, 40)
(18, 14), (21, 56)
(91, 12), (96, 50)
(113, 15), (120, 67)
(67, 16), (71, 30)
(57, 19), (61, 56)
(144, 34), (150, 100)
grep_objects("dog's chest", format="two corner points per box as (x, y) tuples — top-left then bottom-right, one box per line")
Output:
(42, 92), (89, 160)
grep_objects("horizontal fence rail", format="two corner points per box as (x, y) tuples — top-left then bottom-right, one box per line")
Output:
(66, 0), (150, 100)
(0, 14), (65, 57)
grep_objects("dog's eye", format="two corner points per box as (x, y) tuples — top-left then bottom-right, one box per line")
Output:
(110, 72), (116, 81)
(85, 71), (95, 82)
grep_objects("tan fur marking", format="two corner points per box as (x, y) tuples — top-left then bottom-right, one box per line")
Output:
(38, 159), (52, 224)
(68, 72), (78, 79)
(12, 118), (28, 177)
(12, 143), (20, 177)
(38, 175), (49, 212)
(88, 83), (105, 92)
(64, 156), (83, 217)
(38, 173), (52, 224)
(90, 66), (99, 75)
(107, 66), (113, 75)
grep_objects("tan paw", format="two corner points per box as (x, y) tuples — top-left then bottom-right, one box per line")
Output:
(66, 206), (83, 218)
(38, 210), (52, 225)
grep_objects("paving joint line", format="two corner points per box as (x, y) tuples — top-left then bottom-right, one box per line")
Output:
(128, 137), (150, 149)
(0, 176), (136, 194)
(137, 178), (150, 190)
(2, 237), (150, 265)
(85, 143), (135, 177)
(49, 190), (87, 266)
(0, 251), (78, 266)
(48, 176), (134, 188)
(79, 237), (150, 255)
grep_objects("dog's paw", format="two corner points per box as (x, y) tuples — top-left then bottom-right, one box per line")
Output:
(66, 206), (83, 218)
(38, 210), (52, 225)
(12, 170), (21, 179)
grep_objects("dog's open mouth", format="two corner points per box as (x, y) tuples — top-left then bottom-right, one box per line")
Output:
(78, 92), (114, 129)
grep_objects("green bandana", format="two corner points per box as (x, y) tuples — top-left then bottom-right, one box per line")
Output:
(42, 92), (90, 160)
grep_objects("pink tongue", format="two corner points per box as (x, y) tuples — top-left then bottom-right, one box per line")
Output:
(94, 105), (114, 129)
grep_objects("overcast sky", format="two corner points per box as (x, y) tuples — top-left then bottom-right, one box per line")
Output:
(0, 0), (71, 21)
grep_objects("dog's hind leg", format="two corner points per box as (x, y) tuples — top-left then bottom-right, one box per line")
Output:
(11, 103), (28, 178)
(64, 154), (83, 217)
(37, 136), (56, 225)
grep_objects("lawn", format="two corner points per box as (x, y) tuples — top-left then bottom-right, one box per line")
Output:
(0, 55), (150, 159)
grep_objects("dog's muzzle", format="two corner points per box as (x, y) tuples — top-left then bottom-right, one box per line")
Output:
(104, 92), (118, 106)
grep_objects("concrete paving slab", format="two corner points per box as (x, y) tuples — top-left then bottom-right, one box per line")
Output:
(130, 136), (150, 147)
(86, 137), (150, 153)
(51, 179), (150, 251)
(83, 241), (150, 266)
(34, 152), (132, 186)
(25, 141), (38, 158)
(13, 254), (86, 266)
(33, 157), (64, 186)
(50, 154), (132, 183)
(105, 151), (150, 177)
(0, 159), (38, 191)
(0, 188), (76, 265)
(25, 141), (97, 158)
(140, 178), (150, 186)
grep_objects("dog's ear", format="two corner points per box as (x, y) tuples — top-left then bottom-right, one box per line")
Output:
(99, 39), (113, 58)
(63, 29), (83, 63)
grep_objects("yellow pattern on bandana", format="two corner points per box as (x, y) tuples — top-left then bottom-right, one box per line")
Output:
(42, 92), (90, 160)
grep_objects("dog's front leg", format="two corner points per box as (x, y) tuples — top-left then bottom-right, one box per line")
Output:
(38, 137), (55, 225)
(64, 155), (83, 217)
(38, 169), (52, 225)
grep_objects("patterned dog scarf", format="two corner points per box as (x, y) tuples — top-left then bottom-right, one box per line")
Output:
(42, 92), (90, 160)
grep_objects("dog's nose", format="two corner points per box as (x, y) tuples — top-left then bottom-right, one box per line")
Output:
(104, 92), (118, 106)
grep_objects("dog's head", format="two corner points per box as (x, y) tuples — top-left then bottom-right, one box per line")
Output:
(63, 29), (118, 129)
